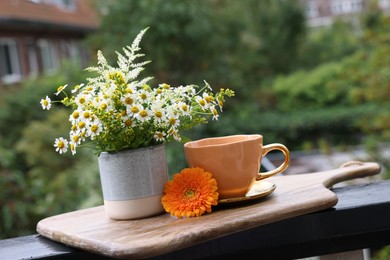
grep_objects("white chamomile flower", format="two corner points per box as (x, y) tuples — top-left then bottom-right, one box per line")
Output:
(167, 127), (181, 141)
(69, 142), (77, 155)
(166, 112), (180, 128)
(127, 103), (141, 117)
(87, 121), (103, 140)
(154, 131), (166, 142)
(70, 133), (82, 145)
(40, 96), (52, 110)
(121, 93), (135, 107)
(55, 84), (68, 96)
(210, 105), (219, 121)
(135, 107), (151, 122)
(81, 110), (94, 123)
(177, 102), (190, 116)
(71, 83), (84, 94)
(54, 137), (68, 154)
(69, 110), (81, 124)
(151, 103), (166, 123)
(75, 93), (90, 108)
(195, 95), (208, 111)
(159, 83), (171, 90)
(202, 92), (215, 104)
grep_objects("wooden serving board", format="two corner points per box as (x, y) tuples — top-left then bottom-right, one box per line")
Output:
(37, 161), (381, 259)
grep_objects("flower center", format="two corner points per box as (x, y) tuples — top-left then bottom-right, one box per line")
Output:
(181, 104), (188, 112)
(139, 110), (148, 118)
(169, 118), (176, 125)
(100, 103), (107, 110)
(72, 135), (79, 142)
(205, 96), (214, 103)
(91, 125), (98, 133)
(78, 97), (86, 104)
(78, 121), (86, 129)
(140, 93), (147, 100)
(72, 111), (79, 119)
(83, 111), (91, 119)
(184, 189), (197, 200)
(124, 119), (132, 127)
(43, 100), (49, 106)
(57, 141), (65, 149)
(125, 97), (133, 105)
(131, 106), (139, 113)
(199, 99), (206, 106)
(155, 111), (162, 118)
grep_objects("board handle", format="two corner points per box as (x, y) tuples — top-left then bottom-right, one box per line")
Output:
(322, 161), (382, 188)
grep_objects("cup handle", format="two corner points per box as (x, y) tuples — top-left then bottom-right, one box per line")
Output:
(256, 143), (290, 181)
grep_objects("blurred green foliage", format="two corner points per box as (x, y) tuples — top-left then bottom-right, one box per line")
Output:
(0, 65), (102, 239)
(0, 0), (389, 240)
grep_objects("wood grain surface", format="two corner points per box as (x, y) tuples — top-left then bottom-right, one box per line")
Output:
(36, 161), (381, 259)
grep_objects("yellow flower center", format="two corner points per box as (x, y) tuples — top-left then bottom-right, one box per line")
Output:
(83, 111), (90, 119)
(199, 99), (206, 106)
(78, 97), (86, 104)
(72, 111), (79, 119)
(125, 97), (133, 105)
(139, 110), (148, 118)
(43, 100), (49, 106)
(169, 118), (176, 125)
(140, 93), (147, 100)
(205, 96), (214, 103)
(212, 108), (218, 116)
(125, 88), (133, 94)
(78, 121), (86, 129)
(131, 106), (139, 113)
(72, 135), (79, 142)
(57, 86), (63, 92)
(181, 104), (188, 112)
(91, 125), (98, 133)
(124, 119), (132, 127)
(100, 103), (107, 110)
(184, 189), (197, 200)
(57, 141), (65, 149)
(155, 111), (162, 118)
(121, 110), (127, 117)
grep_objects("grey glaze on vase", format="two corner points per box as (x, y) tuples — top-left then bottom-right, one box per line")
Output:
(98, 144), (168, 219)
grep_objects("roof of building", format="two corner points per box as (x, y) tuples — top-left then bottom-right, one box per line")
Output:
(0, 0), (99, 32)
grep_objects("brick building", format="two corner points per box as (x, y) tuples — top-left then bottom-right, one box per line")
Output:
(0, 0), (99, 86)
(302, 0), (390, 27)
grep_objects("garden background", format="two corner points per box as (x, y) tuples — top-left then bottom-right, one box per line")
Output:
(0, 1), (389, 257)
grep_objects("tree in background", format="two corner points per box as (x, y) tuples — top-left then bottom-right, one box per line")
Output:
(90, 0), (306, 100)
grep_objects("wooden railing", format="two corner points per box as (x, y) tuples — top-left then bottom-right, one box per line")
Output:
(1, 180), (390, 260)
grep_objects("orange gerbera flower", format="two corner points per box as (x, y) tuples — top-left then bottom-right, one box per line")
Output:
(161, 167), (219, 218)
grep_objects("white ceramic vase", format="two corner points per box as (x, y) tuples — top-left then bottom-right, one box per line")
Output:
(98, 144), (168, 220)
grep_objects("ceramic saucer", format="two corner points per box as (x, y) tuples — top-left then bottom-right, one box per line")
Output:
(218, 181), (276, 204)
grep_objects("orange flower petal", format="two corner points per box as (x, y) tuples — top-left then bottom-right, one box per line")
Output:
(161, 167), (219, 218)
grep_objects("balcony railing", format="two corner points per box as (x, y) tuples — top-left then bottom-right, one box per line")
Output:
(1, 179), (390, 260)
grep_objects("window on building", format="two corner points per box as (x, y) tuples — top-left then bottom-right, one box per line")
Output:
(331, 0), (363, 15)
(27, 41), (39, 77)
(54, 0), (76, 11)
(306, 1), (319, 18)
(0, 38), (22, 84)
(38, 39), (58, 74)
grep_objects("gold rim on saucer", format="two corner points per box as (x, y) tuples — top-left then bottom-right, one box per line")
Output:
(218, 181), (276, 204)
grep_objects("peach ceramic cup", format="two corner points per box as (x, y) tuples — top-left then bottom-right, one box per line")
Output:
(184, 134), (290, 199)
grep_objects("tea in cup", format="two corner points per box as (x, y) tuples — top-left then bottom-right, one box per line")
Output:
(184, 134), (290, 199)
